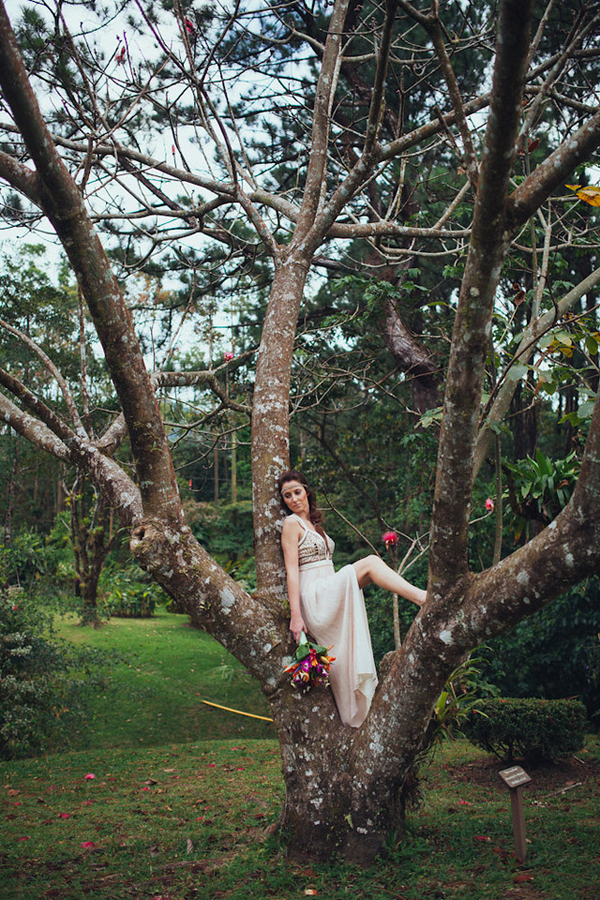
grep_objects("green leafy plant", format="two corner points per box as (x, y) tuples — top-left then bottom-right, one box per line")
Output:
(103, 566), (163, 618)
(0, 592), (113, 758)
(505, 449), (580, 541)
(425, 655), (498, 755)
(432, 656), (494, 740)
(464, 697), (587, 763)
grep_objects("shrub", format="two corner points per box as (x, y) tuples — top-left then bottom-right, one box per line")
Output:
(464, 697), (588, 763)
(0, 592), (114, 759)
(102, 566), (164, 618)
(0, 529), (57, 589)
(480, 581), (600, 719)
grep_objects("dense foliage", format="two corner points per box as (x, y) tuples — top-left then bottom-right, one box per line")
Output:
(464, 698), (588, 763)
(481, 582), (600, 719)
(0, 592), (115, 759)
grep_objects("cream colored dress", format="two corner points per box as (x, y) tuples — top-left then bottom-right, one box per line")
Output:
(290, 514), (378, 728)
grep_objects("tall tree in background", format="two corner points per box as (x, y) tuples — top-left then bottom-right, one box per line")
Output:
(0, 0), (600, 861)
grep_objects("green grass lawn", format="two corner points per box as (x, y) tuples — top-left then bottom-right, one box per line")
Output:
(54, 608), (275, 749)
(1, 608), (598, 899)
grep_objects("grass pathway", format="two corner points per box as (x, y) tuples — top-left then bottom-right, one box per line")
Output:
(55, 608), (275, 750)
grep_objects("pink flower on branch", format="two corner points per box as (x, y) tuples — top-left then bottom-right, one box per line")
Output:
(382, 531), (399, 549)
(485, 498), (495, 512)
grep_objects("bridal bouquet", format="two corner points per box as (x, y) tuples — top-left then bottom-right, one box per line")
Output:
(284, 632), (335, 692)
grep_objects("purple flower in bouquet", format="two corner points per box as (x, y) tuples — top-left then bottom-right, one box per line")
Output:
(284, 632), (335, 693)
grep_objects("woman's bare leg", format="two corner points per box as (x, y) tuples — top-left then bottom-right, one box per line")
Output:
(353, 555), (426, 606)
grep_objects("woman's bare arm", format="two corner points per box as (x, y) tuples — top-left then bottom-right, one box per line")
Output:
(281, 517), (307, 643)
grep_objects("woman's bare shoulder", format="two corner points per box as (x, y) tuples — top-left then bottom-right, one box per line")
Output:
(281, 515), (302, 537)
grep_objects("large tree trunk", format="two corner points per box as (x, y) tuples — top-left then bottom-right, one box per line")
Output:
(252, 259), (310, 608)
(382, 296), (439, 413)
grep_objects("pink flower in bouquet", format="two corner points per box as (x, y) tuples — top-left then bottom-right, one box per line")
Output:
(485, 498), (495, 512)
(285, 634), (335, 692)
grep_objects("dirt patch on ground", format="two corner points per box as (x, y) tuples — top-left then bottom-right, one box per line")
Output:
(442, 752), (600, 796)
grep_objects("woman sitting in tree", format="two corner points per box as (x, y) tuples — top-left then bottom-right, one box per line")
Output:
(278, 470), (426, 728)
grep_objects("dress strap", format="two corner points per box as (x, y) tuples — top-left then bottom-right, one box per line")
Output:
(290, 513), (310, 547)
(290, 513), (308, 530)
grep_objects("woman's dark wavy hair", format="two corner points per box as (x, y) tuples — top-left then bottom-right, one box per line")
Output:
(277, 470), (325, 537)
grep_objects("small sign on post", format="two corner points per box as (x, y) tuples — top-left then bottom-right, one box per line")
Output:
(499, 765), (531, 862)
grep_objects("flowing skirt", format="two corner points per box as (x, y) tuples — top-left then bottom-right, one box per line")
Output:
(299, 560), (378, 728)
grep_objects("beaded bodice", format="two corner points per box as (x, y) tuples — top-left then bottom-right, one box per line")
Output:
(292, 514), (335, 567)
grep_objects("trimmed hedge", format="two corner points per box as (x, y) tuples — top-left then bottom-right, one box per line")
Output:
(464, 698), (587, 763)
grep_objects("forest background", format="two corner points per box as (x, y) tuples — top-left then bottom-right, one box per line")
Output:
(2, 227), (599, 722)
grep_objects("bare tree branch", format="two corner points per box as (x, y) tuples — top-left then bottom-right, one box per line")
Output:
(0, 316), (85, 433)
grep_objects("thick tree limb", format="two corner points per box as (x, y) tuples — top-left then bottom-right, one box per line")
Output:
(506, 107), (600, 230)
(0, 368), (77, 445)
(0, 391), (70, 462)
(428, 0), (535, 595)
(0, 390), (142, 525)
(0, 1), (182, 524)
(129, 518), (285, 683)
(0, 149), (40, 203)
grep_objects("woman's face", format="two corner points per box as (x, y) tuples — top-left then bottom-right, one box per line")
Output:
(280, 480), (310, 516)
